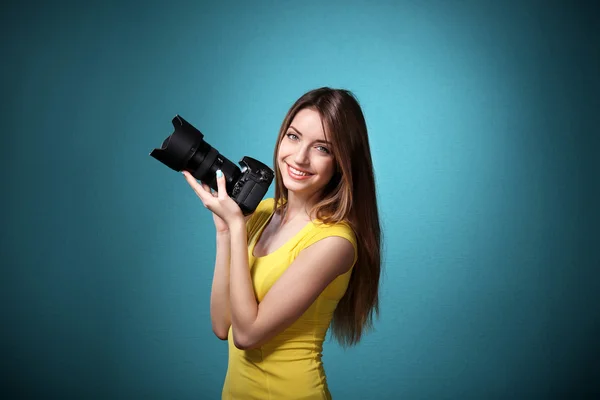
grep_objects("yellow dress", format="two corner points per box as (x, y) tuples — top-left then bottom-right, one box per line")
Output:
(221, 198), (357, 400)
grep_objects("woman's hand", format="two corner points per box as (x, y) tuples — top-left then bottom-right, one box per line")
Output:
(198, 181), (230, 234)
(183, 170), (245, 230)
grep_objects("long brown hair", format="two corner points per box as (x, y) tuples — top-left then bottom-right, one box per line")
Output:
(272, 87), (382, 348)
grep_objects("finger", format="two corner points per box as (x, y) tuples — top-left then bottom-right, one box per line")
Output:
(216, 170), (227, 200)
(183, 171), (210, 202)
(182, 171), (198, 189)
(201, 183), (216, 197)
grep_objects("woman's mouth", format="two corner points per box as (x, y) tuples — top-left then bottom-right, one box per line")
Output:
(287, 164), (313, 180)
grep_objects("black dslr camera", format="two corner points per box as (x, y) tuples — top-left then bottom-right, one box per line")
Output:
(150, 115), (274, 216)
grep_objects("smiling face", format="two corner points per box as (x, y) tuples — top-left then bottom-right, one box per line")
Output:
(276, 107), (336, 202)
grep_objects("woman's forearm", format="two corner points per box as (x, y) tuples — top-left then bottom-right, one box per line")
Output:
(229, 221), (258, 344)
(210, 231), (232, 339)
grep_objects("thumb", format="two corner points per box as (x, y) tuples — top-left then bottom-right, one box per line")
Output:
(216, 169), (227, 199)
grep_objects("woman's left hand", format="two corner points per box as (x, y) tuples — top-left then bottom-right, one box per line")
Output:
(183, 170), (245, 227)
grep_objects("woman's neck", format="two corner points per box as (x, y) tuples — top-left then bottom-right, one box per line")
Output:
(280, 192), (320, 224)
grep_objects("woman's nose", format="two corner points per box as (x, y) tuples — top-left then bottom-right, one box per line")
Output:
(294, 146), (310, 164)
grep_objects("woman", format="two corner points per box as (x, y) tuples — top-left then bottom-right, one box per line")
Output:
(183, 87), (382, 399)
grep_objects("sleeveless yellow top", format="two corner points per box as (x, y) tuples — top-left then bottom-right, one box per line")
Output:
(222, 198), (357, 400)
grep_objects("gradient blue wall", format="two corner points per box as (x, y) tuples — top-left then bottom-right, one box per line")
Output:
(1, 0), (598, 398)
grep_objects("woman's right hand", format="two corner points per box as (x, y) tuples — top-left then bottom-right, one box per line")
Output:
(201, 183), (230, 233)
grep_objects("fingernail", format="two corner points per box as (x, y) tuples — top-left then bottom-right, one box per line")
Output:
(216, 170), (223, 178)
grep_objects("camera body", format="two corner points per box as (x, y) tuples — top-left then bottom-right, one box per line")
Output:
(150, 115), (274, 215)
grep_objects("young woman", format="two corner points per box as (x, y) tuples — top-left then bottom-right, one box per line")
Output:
(183, 87), (382, 399)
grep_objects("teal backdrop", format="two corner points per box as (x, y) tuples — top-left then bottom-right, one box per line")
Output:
(1, 0), (598, 399)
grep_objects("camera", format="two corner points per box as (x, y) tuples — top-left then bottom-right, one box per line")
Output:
(150, 115), (274, 216)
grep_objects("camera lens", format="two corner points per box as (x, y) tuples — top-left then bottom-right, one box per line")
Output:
(150, 115), (241, 193)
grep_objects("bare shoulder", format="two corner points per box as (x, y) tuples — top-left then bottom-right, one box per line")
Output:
(299, 234), (356, 275)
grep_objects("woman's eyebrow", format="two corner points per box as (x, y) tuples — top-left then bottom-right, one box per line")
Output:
(289, 125), (332, 145)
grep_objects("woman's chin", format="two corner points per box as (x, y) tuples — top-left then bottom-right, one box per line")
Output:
(283, 178), (309, 193)
(284, 179), (325, 198)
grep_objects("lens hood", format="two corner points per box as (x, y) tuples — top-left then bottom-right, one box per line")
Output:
(150, 115), (204, 171)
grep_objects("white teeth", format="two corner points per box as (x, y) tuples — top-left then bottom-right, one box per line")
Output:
(289, 165), (311, 176)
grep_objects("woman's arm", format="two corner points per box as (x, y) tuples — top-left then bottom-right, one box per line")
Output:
(228, 220), (354, 350)
(210, 214), (253, 340)
(210, 230), (232, 340)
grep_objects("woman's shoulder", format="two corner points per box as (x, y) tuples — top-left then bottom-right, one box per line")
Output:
(301, 219), (358, 266)
(255, 197), (275, 211)
(246, 198), (276, 230)
(305, 218), (357, 249)
(312, 218), (355, 235)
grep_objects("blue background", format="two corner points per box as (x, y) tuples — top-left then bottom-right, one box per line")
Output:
(1, 0), (598, 398)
